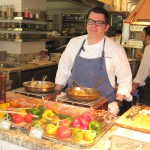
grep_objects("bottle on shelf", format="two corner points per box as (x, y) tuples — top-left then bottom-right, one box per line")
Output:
(15, 33), (21, 41)
(7, 5), (14, 18)
(29, 8), (33, 19)
(1, 5), (7, 18)
(35, 9), (40, 19)
(0, 5), (2, 17)
(24, 8), (30, 18)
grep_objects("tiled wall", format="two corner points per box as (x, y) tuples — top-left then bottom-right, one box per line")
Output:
(0, 41), (45, 54)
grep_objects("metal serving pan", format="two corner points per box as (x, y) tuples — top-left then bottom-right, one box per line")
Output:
(23, 81), (55, 93)
(65, 87), (100, 101)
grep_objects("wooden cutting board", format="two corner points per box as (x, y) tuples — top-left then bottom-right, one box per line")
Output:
(115, 106), (150, 133)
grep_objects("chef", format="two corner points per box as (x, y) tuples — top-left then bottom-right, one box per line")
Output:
(132, 26), (150, 106)
(49, 7), (132, 115)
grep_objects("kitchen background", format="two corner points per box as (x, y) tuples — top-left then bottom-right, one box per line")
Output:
(0, 0), (145, 79)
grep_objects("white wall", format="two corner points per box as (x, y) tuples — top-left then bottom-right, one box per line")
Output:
(0, 0), (47, 11)
(0, 0), (21, 11)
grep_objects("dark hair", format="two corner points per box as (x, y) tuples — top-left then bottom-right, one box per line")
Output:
(87, 7), (109, 24)
(143, 26), (150, 36)
(115, 29), (122, 35)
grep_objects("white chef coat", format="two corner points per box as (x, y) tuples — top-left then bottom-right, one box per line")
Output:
(133, 45), (150, 86)
(55, 35), (132, 101)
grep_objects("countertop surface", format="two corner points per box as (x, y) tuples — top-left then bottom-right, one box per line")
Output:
(0, 60), (58, 73)
(0, 121), (117, 150)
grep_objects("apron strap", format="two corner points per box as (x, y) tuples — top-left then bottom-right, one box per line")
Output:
(77, 39), (86, 55)
(100, 38), (106, 69)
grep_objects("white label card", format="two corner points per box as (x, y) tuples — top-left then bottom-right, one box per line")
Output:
(0, 120), (11, 130)
(29, 127), (44, 139)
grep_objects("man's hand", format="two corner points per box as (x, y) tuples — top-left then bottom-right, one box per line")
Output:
(44, 89), (61, 101)
(108, 101), (120, 115)
(131, 82), (139, 94)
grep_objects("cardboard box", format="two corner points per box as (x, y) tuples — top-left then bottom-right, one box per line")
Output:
(111, 127), (150, 150)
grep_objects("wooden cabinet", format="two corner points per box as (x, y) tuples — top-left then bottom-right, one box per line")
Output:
(9, 71), (21, 89)
(9, 64), (58, 89)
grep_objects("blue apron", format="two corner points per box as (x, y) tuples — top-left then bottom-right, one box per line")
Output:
(67, 39), (115, 103)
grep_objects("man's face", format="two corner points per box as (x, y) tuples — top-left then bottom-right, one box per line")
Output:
(142, 31), (146, 46)
(141, 30), (149, 47)
(86, 12), (109, 38)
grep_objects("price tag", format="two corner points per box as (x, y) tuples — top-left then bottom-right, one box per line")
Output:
(0, 120), (11, 130)
(29, 127), (44, 139)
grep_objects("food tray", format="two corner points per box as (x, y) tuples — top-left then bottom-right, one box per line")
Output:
(6, 93), (115, 148)
(42, 122), (113, 148)
(21, 109), (115, 148)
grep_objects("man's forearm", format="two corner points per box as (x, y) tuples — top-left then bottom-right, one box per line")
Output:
(55, 84), (64, 91)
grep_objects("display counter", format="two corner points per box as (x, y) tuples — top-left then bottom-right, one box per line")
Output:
(0, 124), (118, 150)
(1, 91), (116, 150)
(0, 60), (58, 74)
(0, 91), (149, 150)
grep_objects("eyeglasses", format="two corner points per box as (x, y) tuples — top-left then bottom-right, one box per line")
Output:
(87, 19), (106, 26)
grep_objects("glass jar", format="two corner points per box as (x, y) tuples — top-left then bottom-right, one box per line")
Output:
(15, 33), (21, 40)
(6, 23), (11, 28)
(16, 23), (22, 28)
(24, 8), (29, 18)
(5, 33), (10, 40)
(32, 9), (36, 19)
(10, 33), (15, 40)
(7, 5), (14, 18)
(39, 9), (42, 19)
(1, 5), (7, 18)
(29, 8), (33, 19)
(10, 22), (16, 28)
(43, 11), (47, 20)
(0, 33), (5, 39)
(1, 22), (6, 28)
(35, 9), (40, 19)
